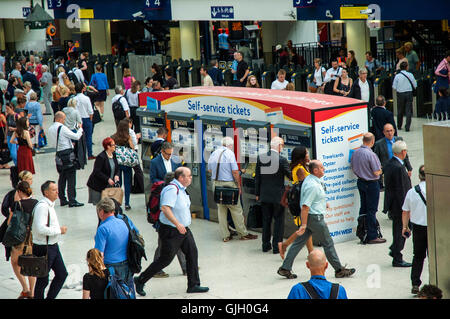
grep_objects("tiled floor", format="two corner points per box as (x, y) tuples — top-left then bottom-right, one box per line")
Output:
(0, 93), (430, 299)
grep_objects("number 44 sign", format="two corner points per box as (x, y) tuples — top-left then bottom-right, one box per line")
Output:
(145, 0), (163, 9)
(293, 0), (316, 8)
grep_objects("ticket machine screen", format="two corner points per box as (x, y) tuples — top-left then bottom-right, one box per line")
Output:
(204, 125), (224, 153)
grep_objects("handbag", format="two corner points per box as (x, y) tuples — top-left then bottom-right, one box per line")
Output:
(92, 106), (102, 125)
(101, 183), (124, 205)
(2, 201), (29, 247)
(38, 129), (47, 148)
(246, 204), (263, 229)
(55, 126), (75, 172)
(115, 145), (139, 167)
(18, 208), (49, 278)
(213, 150), (239, 205)
(29, 125), (36, 139)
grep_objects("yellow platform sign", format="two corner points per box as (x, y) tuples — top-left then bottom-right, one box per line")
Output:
(340, 6), (368, 20)
(79, 9), (94, 19)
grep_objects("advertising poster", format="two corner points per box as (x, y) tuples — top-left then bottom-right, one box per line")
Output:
(314, 105), (368, 243)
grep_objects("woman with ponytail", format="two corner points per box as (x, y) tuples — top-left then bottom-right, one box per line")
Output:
(82, 248), (109, 299)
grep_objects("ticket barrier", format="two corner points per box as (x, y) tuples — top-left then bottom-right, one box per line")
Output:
(201, 115), (233, 221)
(177, 61), (190, 88)
(222, 68), (234, 86)
(234, 119), (271, 229)
(166, 111), (204, 215)
(188, 62), (202, 87)
(137, 109), (167, 204)
(261, 67), (275, 89)
(273, 123), (314, 240)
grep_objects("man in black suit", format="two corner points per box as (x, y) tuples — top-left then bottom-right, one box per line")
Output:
(255, 137), (292, 254)
(370, 95), (397, 141)
(150, 142), (181, 183)
(374, 123), (412, 193)
(383, 140), (412, 267)
(349, 67), (375, 109)
(22, 65), (41, 99)
(150, 127), (168, 157)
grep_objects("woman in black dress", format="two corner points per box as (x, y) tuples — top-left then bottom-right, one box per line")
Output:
(333, 67), (353, 97)
(82, 248), (109, 299)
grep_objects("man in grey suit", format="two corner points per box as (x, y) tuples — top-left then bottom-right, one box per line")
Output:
(255, 137), (292, 254)
(374, 123), (412, 194)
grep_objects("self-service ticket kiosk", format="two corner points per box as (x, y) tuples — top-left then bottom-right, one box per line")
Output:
(235, 119), (271, 227)
(273, 123), (313, 237)
(137, 108), (167, 204)
(166, 111), (203, 215)
(200, 115), (233, 222)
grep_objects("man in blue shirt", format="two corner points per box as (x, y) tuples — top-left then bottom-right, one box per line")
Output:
(134, 167), (209, 296)
(288, 250), (348, 299)
(95, 197), (132, 282)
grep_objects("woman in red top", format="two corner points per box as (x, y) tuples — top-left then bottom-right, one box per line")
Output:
(10, 117), (35, 174)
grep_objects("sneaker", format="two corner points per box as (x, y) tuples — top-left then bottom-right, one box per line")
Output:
(335, 266), (356, 278)
(153, 271), (169, 278)
(134, 276), (146, 296)
(277, 267), (297, 279)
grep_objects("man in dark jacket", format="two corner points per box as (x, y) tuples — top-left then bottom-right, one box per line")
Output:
(207, 60), (223, 86)
(349, 67), (374, 109)
(383, 140), (412, 268)
(255, 137), (292, 254)
(22, 65), (41, 99)
(371, 95), (397, 141)
(150, 142), (181, 184)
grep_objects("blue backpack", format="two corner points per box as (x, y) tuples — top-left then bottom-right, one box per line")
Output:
(104, 267), (136, 299)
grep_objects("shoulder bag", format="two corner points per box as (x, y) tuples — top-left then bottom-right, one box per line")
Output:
(115, 145), (139, 167)
(55, 125), (76, 172)
(213, 150), (239, 205)
(18, 206), (49, 278)
(2, 200), (29, 247)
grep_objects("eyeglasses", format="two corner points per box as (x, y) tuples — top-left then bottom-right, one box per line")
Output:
(109, 144), (116, 147)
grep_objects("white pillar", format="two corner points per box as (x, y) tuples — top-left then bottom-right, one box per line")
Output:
(89, 20), (111, 55)
(179, 21), (199, 61)
(346, 20), (370, 68)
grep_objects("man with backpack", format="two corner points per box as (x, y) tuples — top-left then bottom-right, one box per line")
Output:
(111, 85), (130, 127)
(134, 167), (209, 296)
(288, 250), (348, 299)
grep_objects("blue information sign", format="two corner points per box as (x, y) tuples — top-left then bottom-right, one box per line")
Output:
(22, 7), (31, 18)
(211, 6), (234, 19)
(47, 0), (66, 10)
(293, 0), (316, 8)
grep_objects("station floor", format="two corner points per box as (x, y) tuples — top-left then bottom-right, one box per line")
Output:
(0, 93), (430, 299)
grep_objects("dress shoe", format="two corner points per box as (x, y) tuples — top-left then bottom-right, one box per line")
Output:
(273, 250), (280, 254)
(186, 285), (209, 293)
(411, 285), (420, 295)
(69, 201), (84, 207)
(60, 201), (69, 207)
(393, 261), (412, 267)
(88, 156), (96, 160)
(368, 238), (387, 244)
(335, 267), (356, 278)
(134, 276), (146, 296)
(125, 205), (131, 211)
(240, 233), (258, 240)
(153, 271), (169, 278)
(277, 267), (297, 279)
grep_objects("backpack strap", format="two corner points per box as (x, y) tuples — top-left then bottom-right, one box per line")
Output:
(168, 183), (180, 195)
(329, 283), (340, 299)
(301, 282), (321, 299)
(414, 185), (426, 205)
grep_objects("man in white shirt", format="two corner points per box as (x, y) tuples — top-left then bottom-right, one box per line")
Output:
(69, 66), (85, 84)
(48, 111), (84, 207)
(200, 66), (214, 87)
(323, 60), (342, 95)
(392, 61), (417, 132)
(271, 69), (289, 90)
(112, 85), (130, 127)
(207, 137), (258, 242)
(74, 82), (94, 159)
(32, 180), (68, 299)
(349, 68), (375, 109)
(402, 165), (428, 295)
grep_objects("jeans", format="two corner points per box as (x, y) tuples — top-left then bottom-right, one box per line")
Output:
(33, 244), (68, 299)
(119, 165), (132, 206)
(7, 139), (17, 165)
(82, 118), (93, 157)
(105, 260), (133, 283)
(411, 224), (428, 286)
(357, 179), (380, 241)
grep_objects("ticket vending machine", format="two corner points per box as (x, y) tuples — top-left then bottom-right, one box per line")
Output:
(273, 123), (313, 236)
(200, 115), (233, 222)
(137, 109), (167, 205)
(166, 111), (203, 215)
(234, 119), (271, 226)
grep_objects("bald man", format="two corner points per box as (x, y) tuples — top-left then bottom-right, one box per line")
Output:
(350, 133), (385, 244)
(48, 111), (84, 207)
(288, 250), (348, 299)
(255, 136), (292, 254)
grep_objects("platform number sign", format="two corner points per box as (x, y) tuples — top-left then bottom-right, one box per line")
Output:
(48, 0), (65, 9)
(22, 7), (31, 18)
(293, 0), (316, 8)
(145, 0), (162, 9)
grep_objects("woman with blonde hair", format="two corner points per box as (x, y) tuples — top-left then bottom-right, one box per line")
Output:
(285, 83), (295, 91)
(58, 85), (71, 110)
(396, 47), (409, 71)
(82, 248), (109, 299)
(62, 97), (82, 132)
(246, 75), (260, 88)
(6, 181), (38, 299)
(126, 80), (141, 133)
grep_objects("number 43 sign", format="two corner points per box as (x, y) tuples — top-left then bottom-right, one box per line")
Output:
(145, 0), (163, 9)
(293, 0), (316, 8)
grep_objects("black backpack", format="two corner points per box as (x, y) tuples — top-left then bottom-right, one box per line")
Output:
(287, 181), (304, 217)
(121, 214), (147, 274)
(301, 281), (340, 299)
(68, 69), (79, 85)
(112, 96), (126, 121)
(356, 214), (383, 244)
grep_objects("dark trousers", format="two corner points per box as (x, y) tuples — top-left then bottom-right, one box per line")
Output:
(153, 234), (187, 273)
(58, 167), (76, 203)
(33, 244), (68, 299)
(118, 165), (132, 206)
(138, 223), (200, 289)
(129, 107), (140, 134)
(411, 223), (428, 286)
(82, 118), (93, 157)
(261, 202), (285, 252)
(397, 91), (413, 130)
(51, 101), (59, 115)
(390, 213), (408, 263)
(357, 179), (380, 241)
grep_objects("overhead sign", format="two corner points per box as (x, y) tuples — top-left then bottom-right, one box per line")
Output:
(47, 0), (66, 10)
(22, 7), (31, 18)
(293, 0), (316, 8)
(79, 9), (94, 19)
(145, 0), (163, 9)
(340, 5), (369, 19)
(211, 6), (234, 19)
